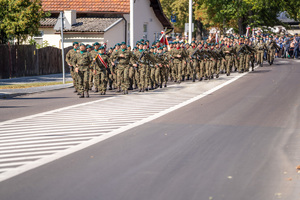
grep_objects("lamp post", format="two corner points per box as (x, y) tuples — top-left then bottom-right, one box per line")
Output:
(189, 0), (192, 43)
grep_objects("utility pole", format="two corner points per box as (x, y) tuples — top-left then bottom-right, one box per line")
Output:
(130, 0), (134, 47)
(189, 0), (192, 43)
(61, 11), (65, 84)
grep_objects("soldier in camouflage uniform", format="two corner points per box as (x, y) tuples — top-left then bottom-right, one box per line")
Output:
(73, 43), (92, 98)
(89, 42), (101, 92)
(94, 46), (110, 95)
(66, 42), (79, 93)
(115, 42), (134, 94)
(171, 42), (184, 83)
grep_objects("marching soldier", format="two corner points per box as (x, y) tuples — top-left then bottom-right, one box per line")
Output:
(94, 46), (110, 95)
(90, 42), (101, 92)
(66, 42), (79, 93)
(73, 43), (93, 98)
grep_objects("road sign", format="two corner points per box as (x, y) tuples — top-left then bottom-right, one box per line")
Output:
(171, 15), (176, 23)
(54, 12), (71, 31)
(185, 23), (194, 33)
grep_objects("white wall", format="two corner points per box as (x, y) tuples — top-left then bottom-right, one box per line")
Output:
(104, 20), (126, 48)
(39, 28), (61, 47)
(63, 33), (104, 48)
(38, 28), (104, 48)
(132, 0), (164, 45)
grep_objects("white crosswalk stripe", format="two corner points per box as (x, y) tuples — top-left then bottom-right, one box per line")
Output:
(0, 71), (250, 182)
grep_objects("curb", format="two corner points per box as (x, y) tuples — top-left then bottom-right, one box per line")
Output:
(0, 83), (73, 99)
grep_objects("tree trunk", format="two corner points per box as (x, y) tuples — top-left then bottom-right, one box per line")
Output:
(195, 20), (203, 40)
(238, 17), (247, 35)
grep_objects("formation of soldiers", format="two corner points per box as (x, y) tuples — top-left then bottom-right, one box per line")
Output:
(66, 34), (280, 98)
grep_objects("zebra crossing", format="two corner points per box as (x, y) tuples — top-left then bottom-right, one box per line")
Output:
(0, 71), (250, 182)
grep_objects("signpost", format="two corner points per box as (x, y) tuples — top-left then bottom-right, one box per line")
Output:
(54, 12), (71, 84)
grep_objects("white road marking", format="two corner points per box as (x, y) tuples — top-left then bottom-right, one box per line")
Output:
(0, 69), (255, 182)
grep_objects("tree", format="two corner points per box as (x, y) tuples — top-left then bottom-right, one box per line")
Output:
(0, 0), (48, 44)
(161, 0), (293, 36)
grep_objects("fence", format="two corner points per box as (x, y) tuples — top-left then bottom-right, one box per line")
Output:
(0, 45), (72, 79)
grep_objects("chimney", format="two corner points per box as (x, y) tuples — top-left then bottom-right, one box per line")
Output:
(64, 10), (76, 25)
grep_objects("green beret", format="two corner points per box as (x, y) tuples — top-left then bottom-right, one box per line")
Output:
(191, 41), (195, 44)
(116, 43), (120, 46)
(79, 43), (85, 46)
(150, 47), (154, 49)
(127, 45), (131, 47)
(73, 42), (79, 46)
(121, 42), (126, 45)
(158, 47), (163, 50)
(140, 39), (145, 42)
(86, 45), (92, 49)
(98, 46), (105, 50)
(93, 42), (100, 46)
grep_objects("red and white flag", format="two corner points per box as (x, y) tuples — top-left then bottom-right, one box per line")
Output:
(215, 32), (219, 44)
(246, 25), (251, 37)
(159, 29), (170, 50)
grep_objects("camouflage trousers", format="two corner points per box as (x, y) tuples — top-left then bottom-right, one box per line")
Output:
(70, 67), (79, 91)
(94, 69), (108, 92)
(173, 59), (182, 82)
(89, 69), (94, 89)
(117, 66), (129, 91)
(77, 70), (89, 93)
(138, 65), (147, 90)
(225, 56), (232, 75)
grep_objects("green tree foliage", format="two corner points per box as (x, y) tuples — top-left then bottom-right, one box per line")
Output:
(0, 0), (48, 44)
(161, 0), (300, 35)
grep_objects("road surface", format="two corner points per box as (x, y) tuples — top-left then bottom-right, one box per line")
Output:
(0, 59), (300, 200)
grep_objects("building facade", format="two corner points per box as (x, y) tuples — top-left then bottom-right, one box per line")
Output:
(37, 0), (173, 48)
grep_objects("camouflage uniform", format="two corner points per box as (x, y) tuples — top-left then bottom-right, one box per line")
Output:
(66, 48), (79, 92)
(73, 50), (92, 97)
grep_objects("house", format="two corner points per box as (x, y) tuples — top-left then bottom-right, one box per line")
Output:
(276, 12), (300, 35)
(37, 0), (173, 48)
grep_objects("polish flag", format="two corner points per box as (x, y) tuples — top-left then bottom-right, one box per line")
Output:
(246, 26), (251, 37)
(215, 32), (219, 44)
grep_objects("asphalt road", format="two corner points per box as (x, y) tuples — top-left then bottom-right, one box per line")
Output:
(0, 59), (300, 200)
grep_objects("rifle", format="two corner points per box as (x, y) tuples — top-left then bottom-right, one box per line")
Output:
(191, 48), (200, 59)
(236, 44), (246, 56)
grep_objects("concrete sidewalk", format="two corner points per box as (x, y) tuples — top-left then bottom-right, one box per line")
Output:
(0, 73), (73, 98)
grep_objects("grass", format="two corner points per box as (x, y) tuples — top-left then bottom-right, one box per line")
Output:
(0, 81), (73, 89)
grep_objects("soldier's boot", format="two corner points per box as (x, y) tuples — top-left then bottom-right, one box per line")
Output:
(164, 83), (167, 87)
(260, 63), (263, 67)
(182, 75), (185, 81)
(211, 75), (214, 79)
(227, 72), (230, 76)
(199, 77), (203, 81)
(116, 86), (121, 92)
(159, 83), (162, 88)
(145, 87), (148, 91)
(74, 89), (77, 93)
(187, 75), (190, 80)
(79, 93), (84, 98)
(94, 88), (98, 93)
(103, 91), (106, 95)
(192, 74), (196, 82)
(108, 81), (113, 90)
(216, 74), (219, 78)
(86, 91), (89, 98)
(77, 92), (81, 95)
(150, 84), (154, 90)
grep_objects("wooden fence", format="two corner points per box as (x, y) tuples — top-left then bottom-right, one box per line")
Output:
(0, 45), (72, 79)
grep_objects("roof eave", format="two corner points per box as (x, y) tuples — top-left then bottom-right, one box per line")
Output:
(149, 0), (173, 30)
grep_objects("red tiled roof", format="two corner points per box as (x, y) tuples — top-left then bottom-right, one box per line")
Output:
(42, 0), (130, 13)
